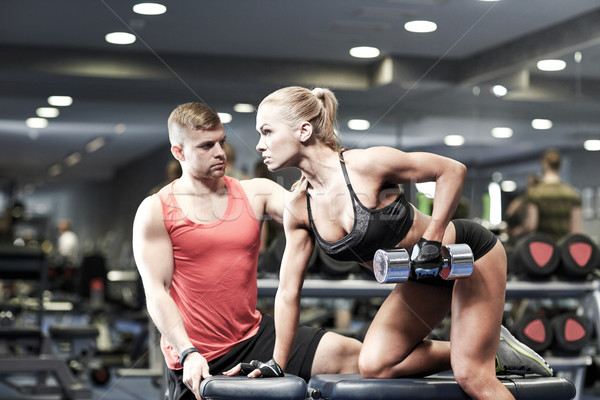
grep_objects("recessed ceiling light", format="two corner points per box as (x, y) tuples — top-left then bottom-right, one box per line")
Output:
(492, 85), (507, 97)
(48, 96), (73, 106)
(218, 112), (232, 124)
(536, 59), (566, 72)
(133, 3), (166, 15)
(404, 20), (437, 33)
(584, 139), (600, 151)
(349, 46), (380, 59)
(36, 107), (60, 118)
(347, 119), (371, 130)
(86, 137), (106, 153)
(48, 164), (63, 177)
(574, 51), (582, 64)
(233, 103), (255, 113)
(26, 117), (48, 129)
(531, 119), (553, 130)
(105, 32), (136, 45)
(444, 135), (465, 146)
(491, 127), (513, 138)
(64, 152), (82, 167)
(114, 123), (127, 134)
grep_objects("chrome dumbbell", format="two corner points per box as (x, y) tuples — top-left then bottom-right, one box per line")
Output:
(373, 243), (474, 284)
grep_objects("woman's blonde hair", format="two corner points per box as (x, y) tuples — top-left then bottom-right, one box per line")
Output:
(258, 87), (345, 191)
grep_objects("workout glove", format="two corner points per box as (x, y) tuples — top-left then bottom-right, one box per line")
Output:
(239, 359), (284, 378)
(412, 238), (443, 279)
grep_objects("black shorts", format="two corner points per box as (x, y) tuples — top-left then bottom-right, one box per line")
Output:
(409, 219), (498, 288)
(166, 314), (326, 400)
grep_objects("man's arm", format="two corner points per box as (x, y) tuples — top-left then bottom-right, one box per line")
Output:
(570, 206), (583, 234)
(132, 195), (210, 397)
(524, 203), (539, 233)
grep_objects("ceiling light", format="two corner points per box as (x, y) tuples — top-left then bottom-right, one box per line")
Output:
(218, 112), (232, 124)
(36, 107), (60, 118)
(531, 119), (553, 130)
(105, 32), (136, 45)
(584, 139), (600, 151)
(347, 119), (370, 130)
(233, 103), (255, 113)
(536, 59), (566, 72)
(48, 164), (62, 177)
(47, 96), (73, 106)
(491, 127), (513, 139)
(114, 123), (127, 134)
(444, 135), (465, 146)
(501, 180), (517, 192)
(64, 152), (82, 167)
(574, 51), (582, 64)
(404, 20), (437, 33)
(133, 3), (166, 15)
(492, 85), (507, 97)
(86, 137), (106, 153)
(349, 46), (380, 59)
(26, 117), (48, 129)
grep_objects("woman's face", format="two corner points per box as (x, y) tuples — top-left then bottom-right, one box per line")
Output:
(255, 104), (301, 172)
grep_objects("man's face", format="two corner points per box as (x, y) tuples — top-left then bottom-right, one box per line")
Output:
(179, 125), (228, 180)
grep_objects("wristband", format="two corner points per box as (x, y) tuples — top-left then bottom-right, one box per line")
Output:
(179, 347), (199, 366)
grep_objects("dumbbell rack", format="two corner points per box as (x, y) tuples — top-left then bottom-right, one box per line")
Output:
(257, 277), (600, 400)
(504, 279), (599, 400)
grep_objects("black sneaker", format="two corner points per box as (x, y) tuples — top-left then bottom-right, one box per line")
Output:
(496, 325), (553, 377)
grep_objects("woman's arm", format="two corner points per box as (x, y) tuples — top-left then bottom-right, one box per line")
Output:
(366, 146), (467, 242)
(272, 212), (315, 369)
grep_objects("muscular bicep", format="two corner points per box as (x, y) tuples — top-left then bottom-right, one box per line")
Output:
(242, 178), (287, 227)
(132, 196), (174, 297)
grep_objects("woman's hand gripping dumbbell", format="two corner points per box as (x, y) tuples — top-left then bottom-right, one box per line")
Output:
(373, 239), (474, 284)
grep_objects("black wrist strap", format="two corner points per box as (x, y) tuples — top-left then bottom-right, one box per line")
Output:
(179, 347), (199, 366)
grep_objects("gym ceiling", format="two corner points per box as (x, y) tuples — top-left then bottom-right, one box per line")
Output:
(1, 0), (600, 188)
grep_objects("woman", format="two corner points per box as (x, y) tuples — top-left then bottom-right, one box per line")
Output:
(252, 86), (552, 399)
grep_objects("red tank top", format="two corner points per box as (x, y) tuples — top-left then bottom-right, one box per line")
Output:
(157, 176), (262, 369)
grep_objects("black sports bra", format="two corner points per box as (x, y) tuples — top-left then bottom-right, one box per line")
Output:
(306, 153), (414, 263)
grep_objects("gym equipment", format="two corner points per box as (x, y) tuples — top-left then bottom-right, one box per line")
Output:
(557, 233), (600, 279)
(199, 375), (307, 400)
(0, 245), (93, 400)
(511, 233), (560, 279)
(513, 314), (554, 353)
(373, 243), (474, 283)
(307, 373), (576, 400)
(551, 312), (592, 355)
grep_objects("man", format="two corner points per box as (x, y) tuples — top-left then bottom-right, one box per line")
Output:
(132, 102), (360, 400)
(525, 149), (582, 241)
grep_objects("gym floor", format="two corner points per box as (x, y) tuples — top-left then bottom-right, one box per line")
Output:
(2, 372), (600, 400)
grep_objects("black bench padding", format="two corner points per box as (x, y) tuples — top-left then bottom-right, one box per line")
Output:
(200, 375), (307, 400)
(308, 374), (576, 400)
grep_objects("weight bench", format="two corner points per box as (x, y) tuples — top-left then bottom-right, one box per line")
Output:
(307, 374), (576, 400)
(199, 375), (308, 400)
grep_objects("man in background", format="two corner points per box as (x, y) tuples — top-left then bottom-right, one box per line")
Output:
(525, 149), (582, 241)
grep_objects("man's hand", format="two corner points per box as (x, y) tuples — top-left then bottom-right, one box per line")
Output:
(182, 352), (211, 399)
(223, 359), (284, 378)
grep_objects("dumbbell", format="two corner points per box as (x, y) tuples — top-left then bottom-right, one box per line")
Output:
(373, 243), (474, 284)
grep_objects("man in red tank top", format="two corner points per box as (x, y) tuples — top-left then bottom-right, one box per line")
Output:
(132, 102), (361, 400)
